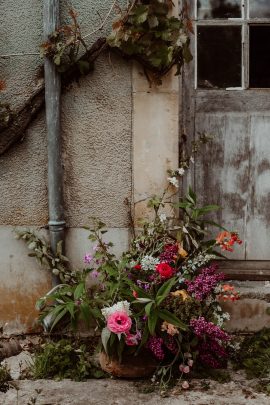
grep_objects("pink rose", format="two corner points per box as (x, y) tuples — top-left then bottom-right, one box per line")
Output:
(107, 311), (132, 334)
(156, 263), (174, 279)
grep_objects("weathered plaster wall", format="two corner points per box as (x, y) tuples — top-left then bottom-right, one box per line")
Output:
(0, 1), (132, 333)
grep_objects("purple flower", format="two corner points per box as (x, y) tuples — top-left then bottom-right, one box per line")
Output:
(91, 270), (99, 278)
(163, 335), (178, 355)
(190, 317), (230, 369)
(186, 264), (225, 301)
(198, 340), (228, 368)
(190, 317), (230, 342)
(159, 244), (178, 263)
(147, 336), (165, 361)
(84, 253), (93, 264)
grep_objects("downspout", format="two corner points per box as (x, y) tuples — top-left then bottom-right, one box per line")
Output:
(43, 0), (65, 286)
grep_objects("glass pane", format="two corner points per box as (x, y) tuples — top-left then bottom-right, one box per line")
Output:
(197, 0), (242, 19)
(249, 0), (270, 18)
(249, 25), (270, 88)
(197, 26), (242, 88)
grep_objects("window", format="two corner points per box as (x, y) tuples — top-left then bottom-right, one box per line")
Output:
(195, 0), (270, 89)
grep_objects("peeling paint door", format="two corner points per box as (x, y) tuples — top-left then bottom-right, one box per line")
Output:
(182, 1), (270, 278)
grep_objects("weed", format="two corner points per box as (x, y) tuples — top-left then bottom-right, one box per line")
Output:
(0, 363), (11, 393)
(30, 339), (106, 381)
(233, 328), (270, 379)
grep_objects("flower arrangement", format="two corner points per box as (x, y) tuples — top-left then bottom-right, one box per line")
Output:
(22, 167), (242, 390)
(78, 176), (241, 389)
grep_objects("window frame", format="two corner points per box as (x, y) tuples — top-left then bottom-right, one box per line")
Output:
(194, 0), (270, 90)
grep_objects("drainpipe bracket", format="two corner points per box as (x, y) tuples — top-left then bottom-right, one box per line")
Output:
(48, 220), (66, 232)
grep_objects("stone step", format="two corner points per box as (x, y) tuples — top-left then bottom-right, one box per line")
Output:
(221, 281), (270, 332)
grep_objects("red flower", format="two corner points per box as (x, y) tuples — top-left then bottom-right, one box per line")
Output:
(133, 264), (142, 270)
(156, 263), (174, 279)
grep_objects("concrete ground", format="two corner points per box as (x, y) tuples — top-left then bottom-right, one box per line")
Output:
(0, 373), (269, 405)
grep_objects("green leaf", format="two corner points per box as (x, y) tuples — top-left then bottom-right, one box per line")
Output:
(132, 5), (149, 25)
(148, 310), (158, 335)
(50, 307), (68, 331)
(145, 302), (154, 316)
(135, 298), (153, 304)
(183, 43), (193, 63)
(188, 187), (197, 204)
(156, 277), (177, 306)
(80, 303), (91, 326)
(66, 302), (75, 319)
(74, 283), (85, 300)
(101, 327), (111, 354)
(197, 205), (220, 216)
(158, 309), (187, 331)
(77, 60), (91, 75)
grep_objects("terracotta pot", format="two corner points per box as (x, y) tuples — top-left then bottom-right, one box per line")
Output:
(99, 350), (158, 378)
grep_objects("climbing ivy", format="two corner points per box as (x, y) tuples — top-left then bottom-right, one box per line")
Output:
(108, 0), (192, 83)
(40, 1), (193, 84)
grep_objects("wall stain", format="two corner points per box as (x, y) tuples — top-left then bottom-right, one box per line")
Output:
(258, 159), (270, 175)
(0, 281), (51, 333)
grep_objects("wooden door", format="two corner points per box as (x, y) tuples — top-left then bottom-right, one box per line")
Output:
(181, 0), (270, 279)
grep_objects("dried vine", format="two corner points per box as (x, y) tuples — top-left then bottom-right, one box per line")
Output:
(0, 1), (192, 156)
(0, 37), (107, 155)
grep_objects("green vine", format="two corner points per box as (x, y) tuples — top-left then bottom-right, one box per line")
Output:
(108, 0), (193, 83)
(15, 229), (74, 284)
(40, 1), (193, 85)
(0, 1), (193, 154)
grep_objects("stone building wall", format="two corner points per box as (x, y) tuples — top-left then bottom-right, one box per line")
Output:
(0, 1), (133, 333)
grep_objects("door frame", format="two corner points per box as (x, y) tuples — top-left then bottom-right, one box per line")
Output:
(180, 0), (270, 280)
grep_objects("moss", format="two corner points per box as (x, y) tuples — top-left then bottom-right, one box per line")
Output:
(233, 328), (270, 379)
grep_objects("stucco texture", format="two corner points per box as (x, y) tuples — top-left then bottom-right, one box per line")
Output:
(0, 1), (132, 227)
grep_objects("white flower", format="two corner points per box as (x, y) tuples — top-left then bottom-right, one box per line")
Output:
(141, 255), (160, 271)
(168, 176), (179, 188)
(190, 156), (195, 164)
(177, 32), (188, 46)
(159, 213), (167, 222)
(178, 168), (185, 176)
(101, 300), (131, 320)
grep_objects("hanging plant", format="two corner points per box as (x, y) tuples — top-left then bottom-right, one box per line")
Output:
(40, 1), (193, 84)
(108, 0), (193, 83)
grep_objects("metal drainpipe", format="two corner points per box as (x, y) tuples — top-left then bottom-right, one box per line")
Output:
(43, 0), (66, 286)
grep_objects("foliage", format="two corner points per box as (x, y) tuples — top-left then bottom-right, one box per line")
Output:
(108, 0), (193, 84)
(0, 364), (11, 393)
(40, 9), (89, 73)
(15, 230), (73, 284)
(233, 328), (270, 379)
(35, 270), (105, 332)
(40, 1), (192, 85)
(30, 339), (105, 381)
(18, 163), (242, 389)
